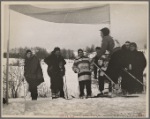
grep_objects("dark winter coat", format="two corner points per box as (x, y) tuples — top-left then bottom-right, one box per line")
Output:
(44, 52), (66, 77)
(24, 55), (44, 86)
(44, 52), (66, 91)
(106, 46), (129, 83)
(121, 50), (146, 93)
(127, 51), (146, 76)
(126, 50), (146, 92)
(94, 55), (99, 65)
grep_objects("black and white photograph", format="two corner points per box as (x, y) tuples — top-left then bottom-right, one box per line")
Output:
(1, 1), (149, 118)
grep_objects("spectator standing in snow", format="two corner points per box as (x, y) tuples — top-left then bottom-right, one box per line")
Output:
(106, 42), (130, 95)
(24, 50), (44, 100)
(44, 47), (66, 99)
(114, 41), (131, 94)
(72, 49), (93, 99)
(122, 42), (146, 94)
(97, 53), (109, 96)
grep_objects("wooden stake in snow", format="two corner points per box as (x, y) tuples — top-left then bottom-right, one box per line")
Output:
(6, 6), (11, 104)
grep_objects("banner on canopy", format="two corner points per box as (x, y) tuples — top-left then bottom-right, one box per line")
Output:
(9, 4), (110, 24)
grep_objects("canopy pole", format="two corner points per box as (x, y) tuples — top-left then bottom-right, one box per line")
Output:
(6, 6), (11, 104)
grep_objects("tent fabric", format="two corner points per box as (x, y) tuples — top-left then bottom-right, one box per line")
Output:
(9, 4), (110, 24)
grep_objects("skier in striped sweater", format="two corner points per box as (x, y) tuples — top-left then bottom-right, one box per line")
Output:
(72, 49), (93, 99)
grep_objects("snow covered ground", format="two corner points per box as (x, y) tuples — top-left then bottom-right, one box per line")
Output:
(2, 59), (148, 118)
(2, 94), (147, 118)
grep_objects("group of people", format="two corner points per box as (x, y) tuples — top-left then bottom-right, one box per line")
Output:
(24, 27), (146, 100)
(24, 47), (66, 100)
(93, 27), (146, 96)
(110, 41), (146, 94)
(94, 41), (146, 97)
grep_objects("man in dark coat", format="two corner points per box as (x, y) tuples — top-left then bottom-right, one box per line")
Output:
(24, 50), (44, 100)
(119, 41), (133, 94)
(44, 47), (66, 99)
(122, 42), (146, 94)
(106, 42), (130, 95)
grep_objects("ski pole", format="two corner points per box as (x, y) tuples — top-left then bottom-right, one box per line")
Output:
(123, 68), (146, 87)
(93, 62), (118, 96)
(64, 75), (69, 99)
(93, 62), (116, 85)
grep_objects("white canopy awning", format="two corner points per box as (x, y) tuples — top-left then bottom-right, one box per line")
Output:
(9, 4), (110, 24)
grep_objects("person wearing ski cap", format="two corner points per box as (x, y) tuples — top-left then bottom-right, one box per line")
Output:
(72, 49), (93, 99)
(44, 47), (66, 99)
(24, 50), (44, 100)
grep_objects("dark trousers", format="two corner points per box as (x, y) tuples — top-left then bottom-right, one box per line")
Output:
(50, 75), (64, 97)
(29, 84), (38, 100)
(106, 69), (120, 92)
(98, 76), (105, 92)
(79, 80), (91, 96)
(108, 81), (113, 92)
(59, 77), (64, 97)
